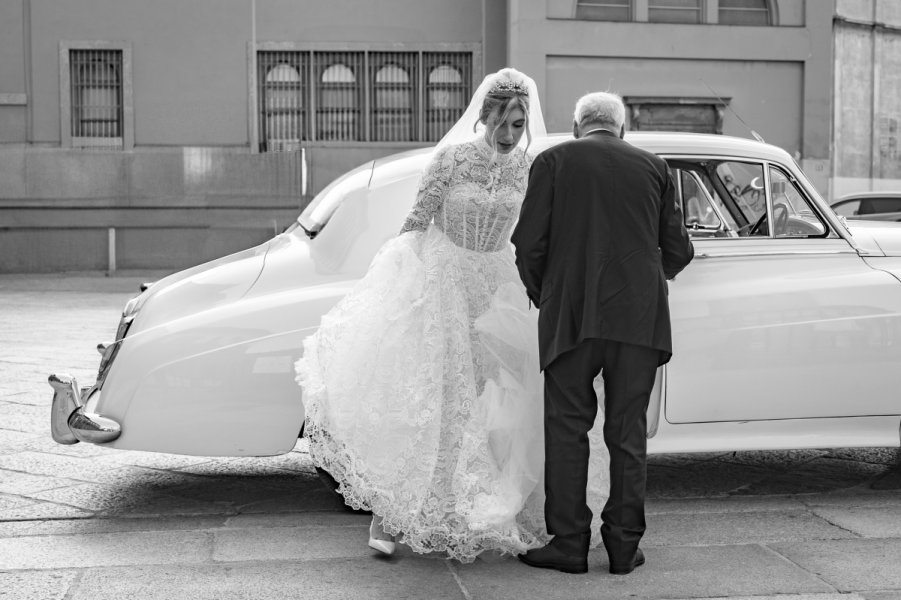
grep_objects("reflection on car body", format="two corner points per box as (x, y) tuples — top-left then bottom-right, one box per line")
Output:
(49, 132), (901, 458)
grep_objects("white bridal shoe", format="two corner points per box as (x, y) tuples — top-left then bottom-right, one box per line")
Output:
(368, 515), (396, 555)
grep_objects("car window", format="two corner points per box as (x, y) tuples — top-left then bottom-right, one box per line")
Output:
(769, 166), (828, 237)
(667, 158), (830, 239)
(860, 197), (901, 215)
(715, 162), (767, 234)
(681, 171), (721, 229)
(669, 158), (766, 237)
(672, 167), (741, 238)
(832, 199), (861, 217)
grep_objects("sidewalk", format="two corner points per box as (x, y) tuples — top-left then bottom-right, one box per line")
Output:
(1, 273), (900, 600)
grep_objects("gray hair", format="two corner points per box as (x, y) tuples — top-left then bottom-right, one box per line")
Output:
(573, 92), (626, 131)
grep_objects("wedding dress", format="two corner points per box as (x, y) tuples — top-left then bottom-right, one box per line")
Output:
(294, 69), (609, 563)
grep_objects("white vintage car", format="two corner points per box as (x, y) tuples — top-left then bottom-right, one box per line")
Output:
(50, 132), (901, 457)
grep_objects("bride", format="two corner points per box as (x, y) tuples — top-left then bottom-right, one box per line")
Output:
(295, 68), (608, 563)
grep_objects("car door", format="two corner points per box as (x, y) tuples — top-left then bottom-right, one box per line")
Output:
(665, 156), (901, 423)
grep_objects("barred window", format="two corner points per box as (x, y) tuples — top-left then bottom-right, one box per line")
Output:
(316, 53), (363, 141)
(371, 53), (417, 142)
(70, 49), (123, 138)
(425, 54), (472, 142)
(718, 0), (770, 25)
(256, 49), (472, 149)
(575, 0), (631, 21)
(258, 53), (308, 152)
(648, 0), (701, 24)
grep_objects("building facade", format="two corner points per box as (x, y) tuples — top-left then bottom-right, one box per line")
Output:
(0, 0), (896, 272)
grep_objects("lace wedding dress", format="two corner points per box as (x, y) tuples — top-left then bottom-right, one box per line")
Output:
(295, 137), (609, 563)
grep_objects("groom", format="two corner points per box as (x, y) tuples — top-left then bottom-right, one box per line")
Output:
(511, 92), (694, 575)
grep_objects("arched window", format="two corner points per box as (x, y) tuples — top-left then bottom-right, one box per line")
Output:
(260, 61), (305, 150)
(425, 62), (468, 141)
(372, 58), (416, 141)
(316, 56), (362, 141)
(71, 50), (123, 138)
(254, 48), (473, 146)
(718, 0), (771, 26)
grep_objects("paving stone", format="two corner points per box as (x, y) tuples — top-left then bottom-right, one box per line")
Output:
(19, 435), (114, 457)
(173, 456), (311, 478)
(735, 458), (890, 495)
(648, 461), (771, 498)
(872, 467), (901, 491)
(455, 545), (834, 600)
(668, 595), (866, 600)
(68, 558), (463, 600)
(824, 447), (901, 466)
(0, 451), (129, 483)
(801, 490), (901, 509)
(714, 448), (831, 469)
(213, 523), (374, 562)
(0, 529), (212, 570)
(75, 464), (212, 488)
(772, 539), (901, 592)
(809, 506), (901, 538)
(0, 468), (80, 495)
(647, 495), (808, 515)
(0, 429), (42, 457)
(644, 510), (854, 547)
(0, 496), (92, 520)
(0, 515), (229, 539)
(224, 510), (367, 530)
(648, 451), (728, 468)
(30, 481), (228, 517)
(0, 402), (46, 435)
(0, 569), (78, 600)
(90, 449), (216, 470)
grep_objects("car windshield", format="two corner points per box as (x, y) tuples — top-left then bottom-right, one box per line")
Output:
(297, 161), (373, 237)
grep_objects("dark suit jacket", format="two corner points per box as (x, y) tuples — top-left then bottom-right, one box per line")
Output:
(511, 130), (694, 370)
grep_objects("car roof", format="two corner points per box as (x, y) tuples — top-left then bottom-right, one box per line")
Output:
(833, 191), (901, 204)
(530, 131), (792, 162)
(372, 131), (794, 171)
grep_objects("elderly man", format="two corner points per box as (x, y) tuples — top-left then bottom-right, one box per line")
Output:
(512, 92), (694, 575)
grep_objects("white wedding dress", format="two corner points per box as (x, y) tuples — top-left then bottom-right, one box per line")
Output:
(295, 137), (609, 563)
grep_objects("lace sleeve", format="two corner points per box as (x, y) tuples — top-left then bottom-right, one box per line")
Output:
(399, 146), (453, 234)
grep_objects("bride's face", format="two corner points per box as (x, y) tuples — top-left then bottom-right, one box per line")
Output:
(486, 107), (527, 154)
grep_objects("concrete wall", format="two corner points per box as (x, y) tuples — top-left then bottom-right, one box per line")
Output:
(0, 0), (490, 272)
(0, 0), (28, 142)
(833, 0), (901, 199)
(508, 0), (835, 195)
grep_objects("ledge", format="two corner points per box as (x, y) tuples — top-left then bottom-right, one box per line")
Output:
(0, 93), (27, 106)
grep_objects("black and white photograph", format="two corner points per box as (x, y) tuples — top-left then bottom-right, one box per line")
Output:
(1, 1), (901, 598)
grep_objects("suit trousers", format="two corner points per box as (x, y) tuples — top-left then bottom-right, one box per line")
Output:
(543, 338), (660, 562)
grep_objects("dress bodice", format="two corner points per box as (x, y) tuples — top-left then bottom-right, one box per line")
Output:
(400, 139), (532, 252)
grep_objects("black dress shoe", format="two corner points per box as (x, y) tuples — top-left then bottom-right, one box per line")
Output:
(518, 544), (588, 574)
(609, 548), (645, 575)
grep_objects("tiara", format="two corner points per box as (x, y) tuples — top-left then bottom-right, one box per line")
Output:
(489, 78), (528, 96)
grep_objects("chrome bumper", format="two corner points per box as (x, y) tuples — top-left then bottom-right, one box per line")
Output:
(49, 373), (121, 444)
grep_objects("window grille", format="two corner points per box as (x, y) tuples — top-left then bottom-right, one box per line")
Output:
(424, 53), (471, 142)
(256, 50), (472, 149)
(257, 51), (309, 152)
(648, 0), (702, 24)
(70, 49), (123, 138)
(371, 53), (417, 142)
(575, 0), (631, 21)
(315, 52), (364, 142)
(718, 0), (770, 25)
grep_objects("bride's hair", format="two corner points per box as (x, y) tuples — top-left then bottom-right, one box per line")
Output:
(476, 84), (532, 154)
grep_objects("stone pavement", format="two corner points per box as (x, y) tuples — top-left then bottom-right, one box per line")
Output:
(1, 272), (900, 600)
